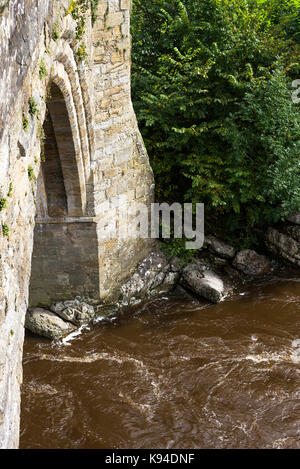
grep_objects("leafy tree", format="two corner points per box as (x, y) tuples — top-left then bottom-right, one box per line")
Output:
(131, 0), (300, 246)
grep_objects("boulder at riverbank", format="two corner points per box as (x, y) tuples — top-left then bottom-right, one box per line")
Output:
(180, 263), (226, 303)
(25, 237), (280, 340)
(233, 249), (271, 276)
(266, 225), (300, 268)
(25, 308), (77, 340)
(119, 251), (181, 306)
(205, 235), (236, 260)
(51, 299), (95, 326)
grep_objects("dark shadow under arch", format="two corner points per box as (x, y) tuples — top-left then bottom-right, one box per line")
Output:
(42, 82), (84, 218)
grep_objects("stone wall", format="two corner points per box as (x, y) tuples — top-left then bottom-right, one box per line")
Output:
(0, 0), (154, 448)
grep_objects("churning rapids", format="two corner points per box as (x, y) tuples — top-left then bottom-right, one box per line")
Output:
(20, 268), (300, 449)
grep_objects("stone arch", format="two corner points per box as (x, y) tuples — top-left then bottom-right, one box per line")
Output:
(49, 61), (87, 215)
(57, 39), (97, 215)
(41, 98), (68, 217)
(30, 76), (100, 307)
(55, 39), (93, 180)
(42, 81), (84, 217)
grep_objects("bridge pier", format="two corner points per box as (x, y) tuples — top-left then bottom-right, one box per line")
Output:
(0, 0), (154, 447)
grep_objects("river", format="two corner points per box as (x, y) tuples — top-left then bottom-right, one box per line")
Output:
(20, 268), (300, 449)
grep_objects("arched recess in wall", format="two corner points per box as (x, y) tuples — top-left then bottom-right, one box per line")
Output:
(55, 39), (97, 216)
(56, 40), (94, 179)
(41, 81), (84, 218)
(30, 79), (100, 306)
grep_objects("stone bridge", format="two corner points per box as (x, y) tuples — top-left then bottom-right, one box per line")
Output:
(0, 0), (154, 448)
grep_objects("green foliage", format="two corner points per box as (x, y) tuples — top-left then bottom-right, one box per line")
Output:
(0, 183), (13, 213)
(76, 42), (88, 61)
(22, 114), (29, 131)
(7, 183), (13, 197)
(132, 0), (300, 245)
(28, 97), (39, 118)
(2, 223), (9, 237)
(90, 0), (100, 25)
(28, 165), (36, 182)
(0, 198), (7, 212)
(67, 1), (98, 61)
(258, 0), (300, 42)
(69, 0), (89, 40)
(160, 237), (196, 264)
(52, 20), (60, 41)
(68, 0), (99, 37)
(39, 58), (48, 79)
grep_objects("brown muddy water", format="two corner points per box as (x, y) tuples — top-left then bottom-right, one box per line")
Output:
(20, 269), (300, 449)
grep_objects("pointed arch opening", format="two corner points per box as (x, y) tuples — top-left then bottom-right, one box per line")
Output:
(40, 82), (85, 218)
(29, 82), (99, 307)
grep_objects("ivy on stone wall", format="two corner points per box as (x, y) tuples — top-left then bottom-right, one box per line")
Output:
(28, 97), (39, 118)
(67, 0), (99, 62)
(90, 0), (100, 25)
(39, 58), (48, 80)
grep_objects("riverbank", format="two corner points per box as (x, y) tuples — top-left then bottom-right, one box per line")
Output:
(20, 266), (300, 449)
(25, 220), (297, 340)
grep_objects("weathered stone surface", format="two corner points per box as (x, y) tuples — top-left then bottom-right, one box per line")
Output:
(233, 249), (270, 275)
(25, 308), (77, 340)
(51, 299), (94, 326)
(286, 225), (300, 243)
(205, 235), (236, 260)
(0, 0), (154, 448)
(287, 213), (300, 225)
(180, 264), (225, 303)
(265, 228), (300, 267)
(0, 1), (9, 14)
(119, 252), (181, 306)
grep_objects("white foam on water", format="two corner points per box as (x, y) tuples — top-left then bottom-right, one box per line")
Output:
(93, 315), (110, 324)
(61, 324), (89, 345)
(245, 352), (300, 364)
(291, 338), (300, 349)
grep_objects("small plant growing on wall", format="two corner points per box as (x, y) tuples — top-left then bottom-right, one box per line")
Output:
(76, 43), (88, 62)
(52, 19), (60, 41)
(68, 0), (89, 40)
(7, 183), (13, 197)
(28, 165), (36, 182)
(0, 183), (13, 213)
(90, 0), (100, 25)
(39, 58), (48, 80)
(2, 223), (9, 237)
(28, 97), (39, 118)
(22, 114), (29, 131)
(0, 198), (8, 212)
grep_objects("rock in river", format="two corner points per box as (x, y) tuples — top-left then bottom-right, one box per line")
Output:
(119, 251), (181, 306)
(287, 213), (300, 225)
(180, 263), (225, 303)
(233, 249), (270, 276)
(265, 227), (300, 267)
(50, 298), (95, 326)
(205, 235), (236, 260)
(25, 308), (77, 340)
